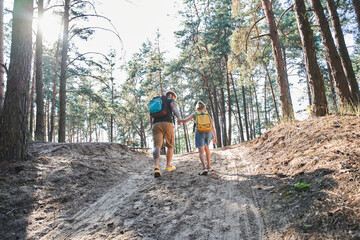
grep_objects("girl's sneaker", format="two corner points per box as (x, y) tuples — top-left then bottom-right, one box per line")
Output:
(199, 168), (208, 175)
(207, 166), (214, 172)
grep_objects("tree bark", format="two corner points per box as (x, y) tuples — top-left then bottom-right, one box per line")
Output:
(49, 37), (60, 142)
(241, 84), (250, 141)
(327, 62), (338, 113)
(306, 74), (312, 106)
(58, 0), (70, 142)
(263, 75), (269, 124)
(180, 107), (190, 153)
(261, 0), (294, 120)
(35, 0), (44, 141)
(0, 0), (33, 161)
(253, 86), (262, 136)
(265, 65), (280, 122)
(293, 0), (328, 116)
(309, 0), (353, 107)
(230, 73), (244, 142)
(353, 0), (360, 30)
(212, 86), (222, 147)
(0, 0), (4, 113)
(220, 87), (227, 146)
(248, 87), (255, 139)
(225, 56), (231, 145)
(28, 57), (36, 139)
(327, 0), (360, 105)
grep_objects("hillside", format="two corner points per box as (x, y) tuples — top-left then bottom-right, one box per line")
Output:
(0, 115), (359, 239)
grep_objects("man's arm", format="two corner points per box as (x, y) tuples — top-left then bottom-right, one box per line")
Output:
(179, 113), (194, 123)
(170, 102), (182, 124)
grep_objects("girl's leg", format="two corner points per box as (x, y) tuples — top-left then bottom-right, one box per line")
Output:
(204, 145), (211, 168)
(198, 146), (206, 168)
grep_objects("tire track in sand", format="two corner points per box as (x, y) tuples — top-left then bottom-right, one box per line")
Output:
(208, 147), (264, 240)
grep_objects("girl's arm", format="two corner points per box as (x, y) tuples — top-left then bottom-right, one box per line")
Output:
(179, 113), (195, 123)
(210, 117), (217, 144)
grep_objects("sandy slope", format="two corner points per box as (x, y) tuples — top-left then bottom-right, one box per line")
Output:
(22, 144), (265, 240)
(1, 115), (359, 239)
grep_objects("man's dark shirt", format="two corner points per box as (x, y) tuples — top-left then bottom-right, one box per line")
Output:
(152, 98), (174, 124)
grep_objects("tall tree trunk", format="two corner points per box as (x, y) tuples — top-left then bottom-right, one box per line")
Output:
(180, 107), (190, 153)
(212, 86), (222, 147)
(293, 0), (328, 116)
(35, 0), (44, 141)
(353, 0), (360, 30)
(0, 0), (4, 113)
(220, 87), (227, 146)
(58, 0), (70, 142)
(327, 0), (360, 105)
(282, 46), (293, 106)
(230, 73), (244, 142)
(77, 116), (80, 142)
(43, 100), (47, 142)
(225, 56), (232, 145)
(110, 78), (114, 142)
(306, 74), (312, 106)
(50, 35), (61, 142)
(261, 0), (294, 120)
(140, 117), (146, 148)
(0, 0), (33, 161)
(248, 87), (255, 139)
(242, 84), (250, 141)
(89, 100), (92, 142)
(327, 62), (338, 113)
(309, 0), (353, 107)
(264, 76), (268, 124)
(265, 65), (280, 122)
(28, 57), (36, 139)
(253, 86), (262, 136)
(46, 100), (50, 140)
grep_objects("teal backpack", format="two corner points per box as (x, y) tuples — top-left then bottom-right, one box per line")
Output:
(149, 95), (170, 117)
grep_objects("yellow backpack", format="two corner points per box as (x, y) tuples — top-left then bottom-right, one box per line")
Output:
(195, 111), (211, 133)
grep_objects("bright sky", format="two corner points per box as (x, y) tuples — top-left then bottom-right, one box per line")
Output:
(56, 0), (184, 64)
(4, 0), (183, 62)
(93, 0), (183, 61)
(25, 0), (184, 91)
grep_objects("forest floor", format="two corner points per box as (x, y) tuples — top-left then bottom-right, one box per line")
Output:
(0, 114), (359, 240)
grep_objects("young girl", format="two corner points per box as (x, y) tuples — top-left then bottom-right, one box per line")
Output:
(179, 101), (217, 175)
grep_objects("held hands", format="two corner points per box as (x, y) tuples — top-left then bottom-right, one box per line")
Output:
(177, 118), (183, 126)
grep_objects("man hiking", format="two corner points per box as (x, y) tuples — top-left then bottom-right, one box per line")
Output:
(150, 91), (182, 178)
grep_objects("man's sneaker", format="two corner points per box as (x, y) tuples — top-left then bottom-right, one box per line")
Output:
(153, 167), (161, 178)
(199, 168), (208, 175)
(165, 165), (176, 172)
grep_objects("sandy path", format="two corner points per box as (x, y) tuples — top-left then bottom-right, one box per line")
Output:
(32, 147), (265, 240)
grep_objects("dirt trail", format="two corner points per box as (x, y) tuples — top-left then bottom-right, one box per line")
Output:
(2, 115), (360, 239)
(22, 144), (266, 240)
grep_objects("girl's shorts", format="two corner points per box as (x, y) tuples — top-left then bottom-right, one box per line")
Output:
(195, 131), (214, 148)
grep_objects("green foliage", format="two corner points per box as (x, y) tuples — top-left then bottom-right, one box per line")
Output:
(14, 0), (359, 145)
(293, 181), (310, 191)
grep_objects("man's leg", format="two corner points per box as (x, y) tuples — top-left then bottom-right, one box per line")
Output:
(153, 147), (160, 167)
(152, 123), (163, 177)
(166, 146), (173, 169)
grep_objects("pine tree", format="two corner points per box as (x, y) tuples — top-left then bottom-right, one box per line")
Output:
(0, 0), (33, 161)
